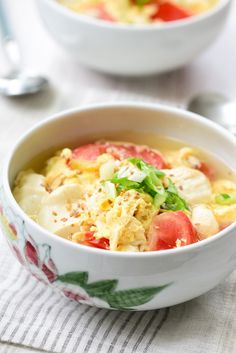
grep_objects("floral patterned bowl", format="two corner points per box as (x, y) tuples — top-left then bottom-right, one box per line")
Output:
(1, 103), (236, 311)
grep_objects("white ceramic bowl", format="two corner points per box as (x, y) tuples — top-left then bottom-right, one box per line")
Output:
(37, 0), (231, 76)
(1, 103), (236, 311)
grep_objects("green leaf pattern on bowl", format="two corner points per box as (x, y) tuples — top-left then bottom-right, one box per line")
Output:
(58, 272), (169, 310)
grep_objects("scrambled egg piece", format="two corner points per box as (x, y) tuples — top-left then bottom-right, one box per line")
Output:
(213, 204), (236, 228)
(172, 0), (218, 14)
(212, 179), (236, 194)
(93, 190), (154, 251)
(166, 147), (202, 169)
(210, 179), (236, 227)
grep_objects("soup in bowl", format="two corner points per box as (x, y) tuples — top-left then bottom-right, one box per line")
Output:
(37, 0), (231, 75)
(13, 135), (236, 253)
(58, 0), (219, 25)
(1, 103), (236, 310)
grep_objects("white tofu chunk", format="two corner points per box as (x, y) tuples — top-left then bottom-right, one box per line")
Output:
(37, 184), (82, 237)
(14, 172), (48, 216)
(164, 167), (212, 205)
(192, 204), (219, 239)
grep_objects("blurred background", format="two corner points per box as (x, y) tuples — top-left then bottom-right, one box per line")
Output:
(0, 0), (235, 154)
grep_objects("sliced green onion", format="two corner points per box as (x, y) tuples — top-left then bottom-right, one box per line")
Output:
(103, 181), (117, 200)
(215, 193), (236, 205)
(110, 176), (141, 191)
(167, 178), (178, 194)
(117, 165), (146, 183)
(128, 170), (146, 183)
(135, 0), (150, 6)
(128, 157), (165, 178)
(153, 193), (167, 209)
(99, 160), (115, 180)
(162, 192), (189, 211)
(109, 157), (189, 212)
(116, 166), (130, 179)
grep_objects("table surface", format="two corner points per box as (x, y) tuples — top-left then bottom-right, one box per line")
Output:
(0, 1), (236, 352)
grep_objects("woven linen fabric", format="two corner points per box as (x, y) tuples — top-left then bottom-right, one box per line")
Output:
(1, 89), (236, 353)
(1, 232), (236, 353)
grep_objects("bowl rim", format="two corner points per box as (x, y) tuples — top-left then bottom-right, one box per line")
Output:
(39, 0), (231, 31)
(2, 101), (236, 259)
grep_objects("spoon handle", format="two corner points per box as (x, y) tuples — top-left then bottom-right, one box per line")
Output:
(0, 0), (13, 40)
(0, 0), (21, 71)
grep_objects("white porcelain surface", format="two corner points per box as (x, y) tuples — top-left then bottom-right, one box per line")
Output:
(37, 0), (231, 76)
(1, 103), (236, 310)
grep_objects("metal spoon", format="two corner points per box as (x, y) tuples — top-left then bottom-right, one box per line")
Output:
(0, 0), (48, 97)
(188, 92), (236, 135)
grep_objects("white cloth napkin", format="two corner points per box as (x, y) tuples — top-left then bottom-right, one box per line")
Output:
(1, 89), (236, 353)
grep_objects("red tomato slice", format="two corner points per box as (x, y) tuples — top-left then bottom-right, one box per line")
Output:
(137, 148), (167, 169)
(196, 162), (215, 181)
(94, 4), (115, 22)
(148, 211), (198, 251)
(82, 232), (110, 250)
(220, 223), (229, 231)
(104, 143), (167, 169)
(72, 142), (167, 168)
(72, 144), (107, 161)
(152, 2), (191, 21)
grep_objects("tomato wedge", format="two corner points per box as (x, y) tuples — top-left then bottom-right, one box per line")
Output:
(136, 147), (167, 169)
(152, 2), (191, 21)
(72, 142), (166, 169)
(72, 144), (107, 161)
(105, 142), (167, 168)
(196, 162), (215, 181)
(148, 211), (198, 251)
(82, 232), (110, 250)
(93, 4), (115, 22)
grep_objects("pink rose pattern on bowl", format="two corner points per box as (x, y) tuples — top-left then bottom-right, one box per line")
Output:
(0, 187), (169, 310)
